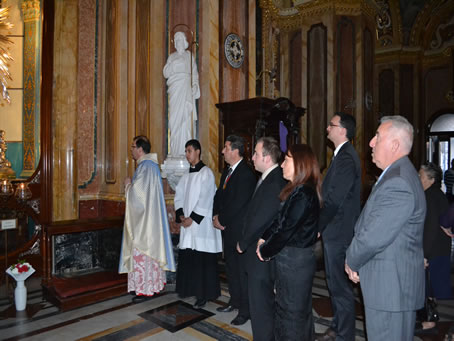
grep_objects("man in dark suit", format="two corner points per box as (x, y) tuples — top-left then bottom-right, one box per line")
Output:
(345, 116), (426, 341)
(316, 113), (361, 341)
(237, 137), (287, 341)
(213, 135), (256, 326)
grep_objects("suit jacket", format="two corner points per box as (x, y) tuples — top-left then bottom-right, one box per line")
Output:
(239, 166), (287, 271)
(423, 184), (450, 258)
(213, 159), (256, 247)
(319, 141), (361, 244)
(346, 156), (426, 312)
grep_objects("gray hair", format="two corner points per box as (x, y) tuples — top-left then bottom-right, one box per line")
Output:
(420, 162), (443, 186)
(380, 115), (414, 154)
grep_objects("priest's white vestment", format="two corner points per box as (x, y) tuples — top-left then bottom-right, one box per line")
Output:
(119, 153), (175, 295)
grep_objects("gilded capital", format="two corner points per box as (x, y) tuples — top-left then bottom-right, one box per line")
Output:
(21, 0), (41, 23)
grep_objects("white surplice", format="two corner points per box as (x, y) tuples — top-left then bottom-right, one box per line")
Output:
(174, 164), (222, 253)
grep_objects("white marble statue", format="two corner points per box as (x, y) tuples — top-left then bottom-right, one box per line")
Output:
(163, 31), (200, 156)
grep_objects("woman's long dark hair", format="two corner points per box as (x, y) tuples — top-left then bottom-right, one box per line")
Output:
(279, 144), (322, 204)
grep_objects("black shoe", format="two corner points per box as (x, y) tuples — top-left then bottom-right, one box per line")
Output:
(231, 314), (249, 325)
(216, 305), (235, 312)
(193, 298), (207, 309)
(414, 322), (438, 335)
(314, 327), (336, 341)
(132, 295), (150, 303)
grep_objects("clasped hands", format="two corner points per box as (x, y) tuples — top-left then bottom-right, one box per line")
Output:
(179, 216), (193, 228)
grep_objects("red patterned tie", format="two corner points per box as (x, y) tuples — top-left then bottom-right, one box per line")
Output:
(223, 167), (233, 189)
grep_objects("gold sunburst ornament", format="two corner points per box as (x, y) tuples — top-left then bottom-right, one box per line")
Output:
(0, 7), (13, 104)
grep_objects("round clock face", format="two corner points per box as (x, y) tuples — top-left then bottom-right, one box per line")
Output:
(224, 33), (245, 68)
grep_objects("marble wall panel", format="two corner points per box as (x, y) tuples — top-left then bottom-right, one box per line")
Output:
(198, 0), (220, 178)
(135, 0), (150, 137)
(220, 0), (248, 102)
(52, 0), (78, 220)
(105, 0), (117, 184)
(77, 0), (97, 189)
(148, 0), (166, 161)
(307, 24), (327, 170)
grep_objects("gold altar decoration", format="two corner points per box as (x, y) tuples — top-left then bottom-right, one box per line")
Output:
(0, 7), (13, 104)
(0, 130), (15, 179)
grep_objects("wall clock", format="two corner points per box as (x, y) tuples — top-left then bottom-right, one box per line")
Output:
(224, 33), (244, 68)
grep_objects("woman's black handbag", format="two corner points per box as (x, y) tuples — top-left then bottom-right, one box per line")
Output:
(425, 268), (440, 322)
(425, 297), (440, 322)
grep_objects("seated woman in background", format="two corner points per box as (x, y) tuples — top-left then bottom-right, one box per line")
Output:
(416, 162), (452, 333)
(256, 144), (321, 341)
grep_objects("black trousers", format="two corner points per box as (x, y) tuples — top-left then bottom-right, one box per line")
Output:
(224, 245), (249, 317)
(275, 246), (315, 341)
(246, 254), (275, 341)
(323, 241), (356, 341)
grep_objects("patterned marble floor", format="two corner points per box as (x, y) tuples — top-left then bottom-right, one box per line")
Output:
(0, 271), (452, 340)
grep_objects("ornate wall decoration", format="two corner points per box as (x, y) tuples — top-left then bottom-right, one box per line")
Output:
(410, 0), (452, 49)
(22, 1), (41, 177)
(260, 0), (376, 33)
(375, 0), (393, 47)
(430, 15), (454, 50)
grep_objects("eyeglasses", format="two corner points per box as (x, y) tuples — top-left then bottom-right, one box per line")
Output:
(131, 145), (137, 149)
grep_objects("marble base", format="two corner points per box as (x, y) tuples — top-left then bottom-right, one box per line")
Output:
(160, 155), (189, 191)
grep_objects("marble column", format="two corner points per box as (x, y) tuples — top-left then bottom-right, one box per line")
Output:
(52, 0), (79, 221)
(198, 0), (219, 177)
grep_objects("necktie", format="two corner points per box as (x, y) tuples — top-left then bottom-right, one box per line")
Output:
(223, 167), (233, 189)
(253, 177), (263, 196)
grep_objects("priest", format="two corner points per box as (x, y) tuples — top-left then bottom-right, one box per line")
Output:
(174, 139), (222, 308)
(119, 135), (176, 303)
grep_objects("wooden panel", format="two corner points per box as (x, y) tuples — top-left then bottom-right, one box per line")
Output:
(168, 0), (197, 45)
(307, 24), (327, 170)
(400, 64), (419, 166)
(399, 64), (414, 122)
(135, 0), (150, 136)
(424, 67), (451, 122)
(363, 28), (375, 178)
(290, 31), (302, 106)
(105, 0), (117, 183)
(40, 0), (55, 224)
(378, 69), (394, 116)
(220, 0), (248, 102)
(336, 16), (355, 114)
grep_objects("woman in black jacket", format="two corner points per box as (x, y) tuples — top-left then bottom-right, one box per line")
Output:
(415, 162), (451, 334)
(256, 144), (322, 341)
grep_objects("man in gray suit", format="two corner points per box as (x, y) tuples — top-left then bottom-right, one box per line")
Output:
(345, 115), (426, 341)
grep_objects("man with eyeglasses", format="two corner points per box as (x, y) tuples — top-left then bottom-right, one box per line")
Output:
(316, 113), (361, 341)
(119, 135), (176, 303)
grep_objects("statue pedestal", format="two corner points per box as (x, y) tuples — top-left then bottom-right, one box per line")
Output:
(160, 155), (188, 191)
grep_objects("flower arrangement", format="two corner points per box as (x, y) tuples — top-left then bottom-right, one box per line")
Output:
(6, 259), (35, 282)
(9, 260), (31, 274)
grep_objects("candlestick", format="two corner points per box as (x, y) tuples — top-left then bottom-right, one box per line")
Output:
(14, 182), (32, 202)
